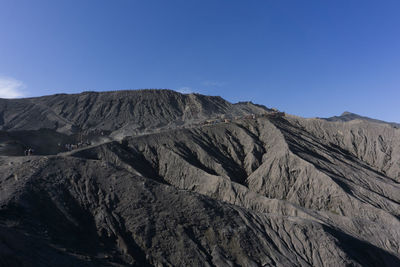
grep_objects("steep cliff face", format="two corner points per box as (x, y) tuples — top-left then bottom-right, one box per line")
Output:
(0, 90), (399, 266)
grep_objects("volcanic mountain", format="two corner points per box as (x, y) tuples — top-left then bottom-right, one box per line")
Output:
(0, 90), (399, 266)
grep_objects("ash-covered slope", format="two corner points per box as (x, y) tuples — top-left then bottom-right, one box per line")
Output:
(1, 155), (399, 267)
(71, 115), (400, 254)
(0, 89), (269, 156)
(0, 90), (268, 136)
(1, 90), (400, 266)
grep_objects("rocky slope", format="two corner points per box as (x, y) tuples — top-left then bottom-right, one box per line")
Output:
(0, 90), (399, 266)
(0, 89), (268, 136)
(0, 90), (269, 156)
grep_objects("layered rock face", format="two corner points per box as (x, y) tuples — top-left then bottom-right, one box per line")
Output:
(0, 90), (399, 266)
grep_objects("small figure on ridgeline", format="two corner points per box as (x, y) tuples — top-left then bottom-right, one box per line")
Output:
(24, 149), (29, 156)
(26, 148), (34, 156)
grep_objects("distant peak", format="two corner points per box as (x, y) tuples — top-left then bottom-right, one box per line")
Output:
(326, 111), (399, 127)
(341, 111), (355, 116)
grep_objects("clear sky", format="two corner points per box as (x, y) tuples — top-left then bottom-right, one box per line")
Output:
(0, 0), (399, 122)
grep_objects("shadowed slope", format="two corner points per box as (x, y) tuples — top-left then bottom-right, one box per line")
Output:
(1, 156), (399, 266)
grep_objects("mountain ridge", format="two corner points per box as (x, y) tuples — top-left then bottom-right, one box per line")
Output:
(0, 89), (399, 266)
(0, 89), (270, 134)
(325, 111), (400, 127)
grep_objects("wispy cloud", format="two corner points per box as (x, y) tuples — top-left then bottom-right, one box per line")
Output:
(203, 81), (227, 87)
(176, 87), (195, 94)
(0, 76), (26, 98)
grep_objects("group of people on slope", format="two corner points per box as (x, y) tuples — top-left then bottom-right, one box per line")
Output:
(24, 148), (34, 156)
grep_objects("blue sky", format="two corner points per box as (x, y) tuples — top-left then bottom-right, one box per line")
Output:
(0, 0), (399, 122)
